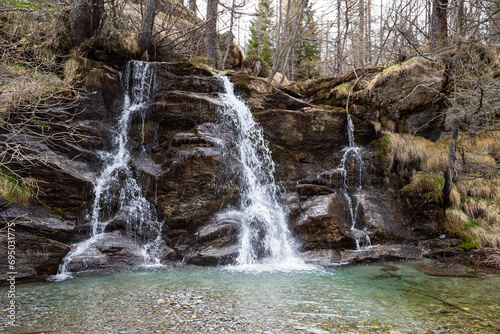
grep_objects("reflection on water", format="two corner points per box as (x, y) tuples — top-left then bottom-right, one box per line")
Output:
(1, 260), (499, 333)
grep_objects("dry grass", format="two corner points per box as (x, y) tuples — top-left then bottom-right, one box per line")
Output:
(446, 176), (500, 248)
(0, 173), (34, 206)
(367, 56), (442, 91)
(0, 62), (64, 111)
(380, 131), (427, 173)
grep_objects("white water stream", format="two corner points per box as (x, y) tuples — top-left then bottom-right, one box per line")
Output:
(217, 75), (307, 270)
(325, 114), (371, 249)
(52, 61), (163, 280)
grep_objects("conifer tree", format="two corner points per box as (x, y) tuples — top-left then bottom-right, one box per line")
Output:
(294, 0), (320, 80)
(246, 0), (274, 68)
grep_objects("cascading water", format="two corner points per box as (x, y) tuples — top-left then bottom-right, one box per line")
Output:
(52, 61), (164, 280)
(325, 114), (371, 250)
(216, 75), (306, 270)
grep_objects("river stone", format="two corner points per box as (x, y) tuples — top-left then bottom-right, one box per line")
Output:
(417, 263), (471, 277)
(0, 232), (70, 280)
(0, 204), (75, 242)
(65, 230), (146, 272)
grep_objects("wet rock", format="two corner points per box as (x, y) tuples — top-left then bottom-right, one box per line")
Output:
(65, 230), (146, 272)
(231, 74), (310, 112)
(78, 62), (124, 121)
(355, 190), (415, 242)
(255, 107), (347, 152)
(185, 244), (239, 266)
(417, 263), (471, 277)
(302, 244), (424, 265)
(158, 146), (223, 231)
(160, 246), (179, 262)
(197, 220), (239, 244)
(150, 91), (222, 134)
(0, 232), (70, 280)
(281, 192), (301, 220)
(293, 194), (354, 250)
(0, 204), (75, 242)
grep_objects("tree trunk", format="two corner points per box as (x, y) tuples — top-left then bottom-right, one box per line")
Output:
(205, 0), (221, 69)
(70, 0), (104, 47)
(442, 118), (460, 208)
(137, 0), (157, 57)
(188, 0), (196, 15)
(430, 0), (448, 43)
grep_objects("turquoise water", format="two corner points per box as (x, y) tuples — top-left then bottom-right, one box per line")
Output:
(1, 260), (499, 333)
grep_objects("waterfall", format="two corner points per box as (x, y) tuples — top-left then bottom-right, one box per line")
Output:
(326, 114), (371, 250)
(52, 61), (164, 280)
(216, 75), (305, 270)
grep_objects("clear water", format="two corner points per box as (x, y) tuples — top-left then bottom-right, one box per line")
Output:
(2, 261), (499, 333)
(216, 75), (303, 268)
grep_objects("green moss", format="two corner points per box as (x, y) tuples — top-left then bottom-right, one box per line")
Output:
(375, 135), (391, 157)
(457, 235), (481, 250)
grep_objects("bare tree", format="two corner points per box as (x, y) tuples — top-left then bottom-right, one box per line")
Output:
(205, 0), (221, 69)
(70, 0), (104, 47)
(137, 0), (158, 57)
(430, 0), (448, 42)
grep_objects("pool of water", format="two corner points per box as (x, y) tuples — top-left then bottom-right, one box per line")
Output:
(1, 260), (499, 333)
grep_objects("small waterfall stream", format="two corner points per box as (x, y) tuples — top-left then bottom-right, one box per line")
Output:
(52, 61), (164, 280)
(216, 75), (305, 269)
(325, 114), (371, 249)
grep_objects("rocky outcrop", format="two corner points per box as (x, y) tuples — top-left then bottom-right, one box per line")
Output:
(0, 57), (459, 278)
(0, 204), (75, 242)
(0, 232), (70, 280)
(302, 244), (424, 266)
(231, 74), (310, 112)
(254, 107), (348, 151)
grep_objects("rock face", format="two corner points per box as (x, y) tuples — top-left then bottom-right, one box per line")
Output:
(0, 56), (456, 279)
(254, 107), (348, 151)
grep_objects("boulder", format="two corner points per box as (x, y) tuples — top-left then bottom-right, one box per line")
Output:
(0, 204), (75, 242)
(355, 190), (416, 242)
(0, 232), (70, 280)
(255, 107), (348, 152)
(64, 230), (146, 272)
(293, 194), (355, 250)
(184, 244), (240, 266)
